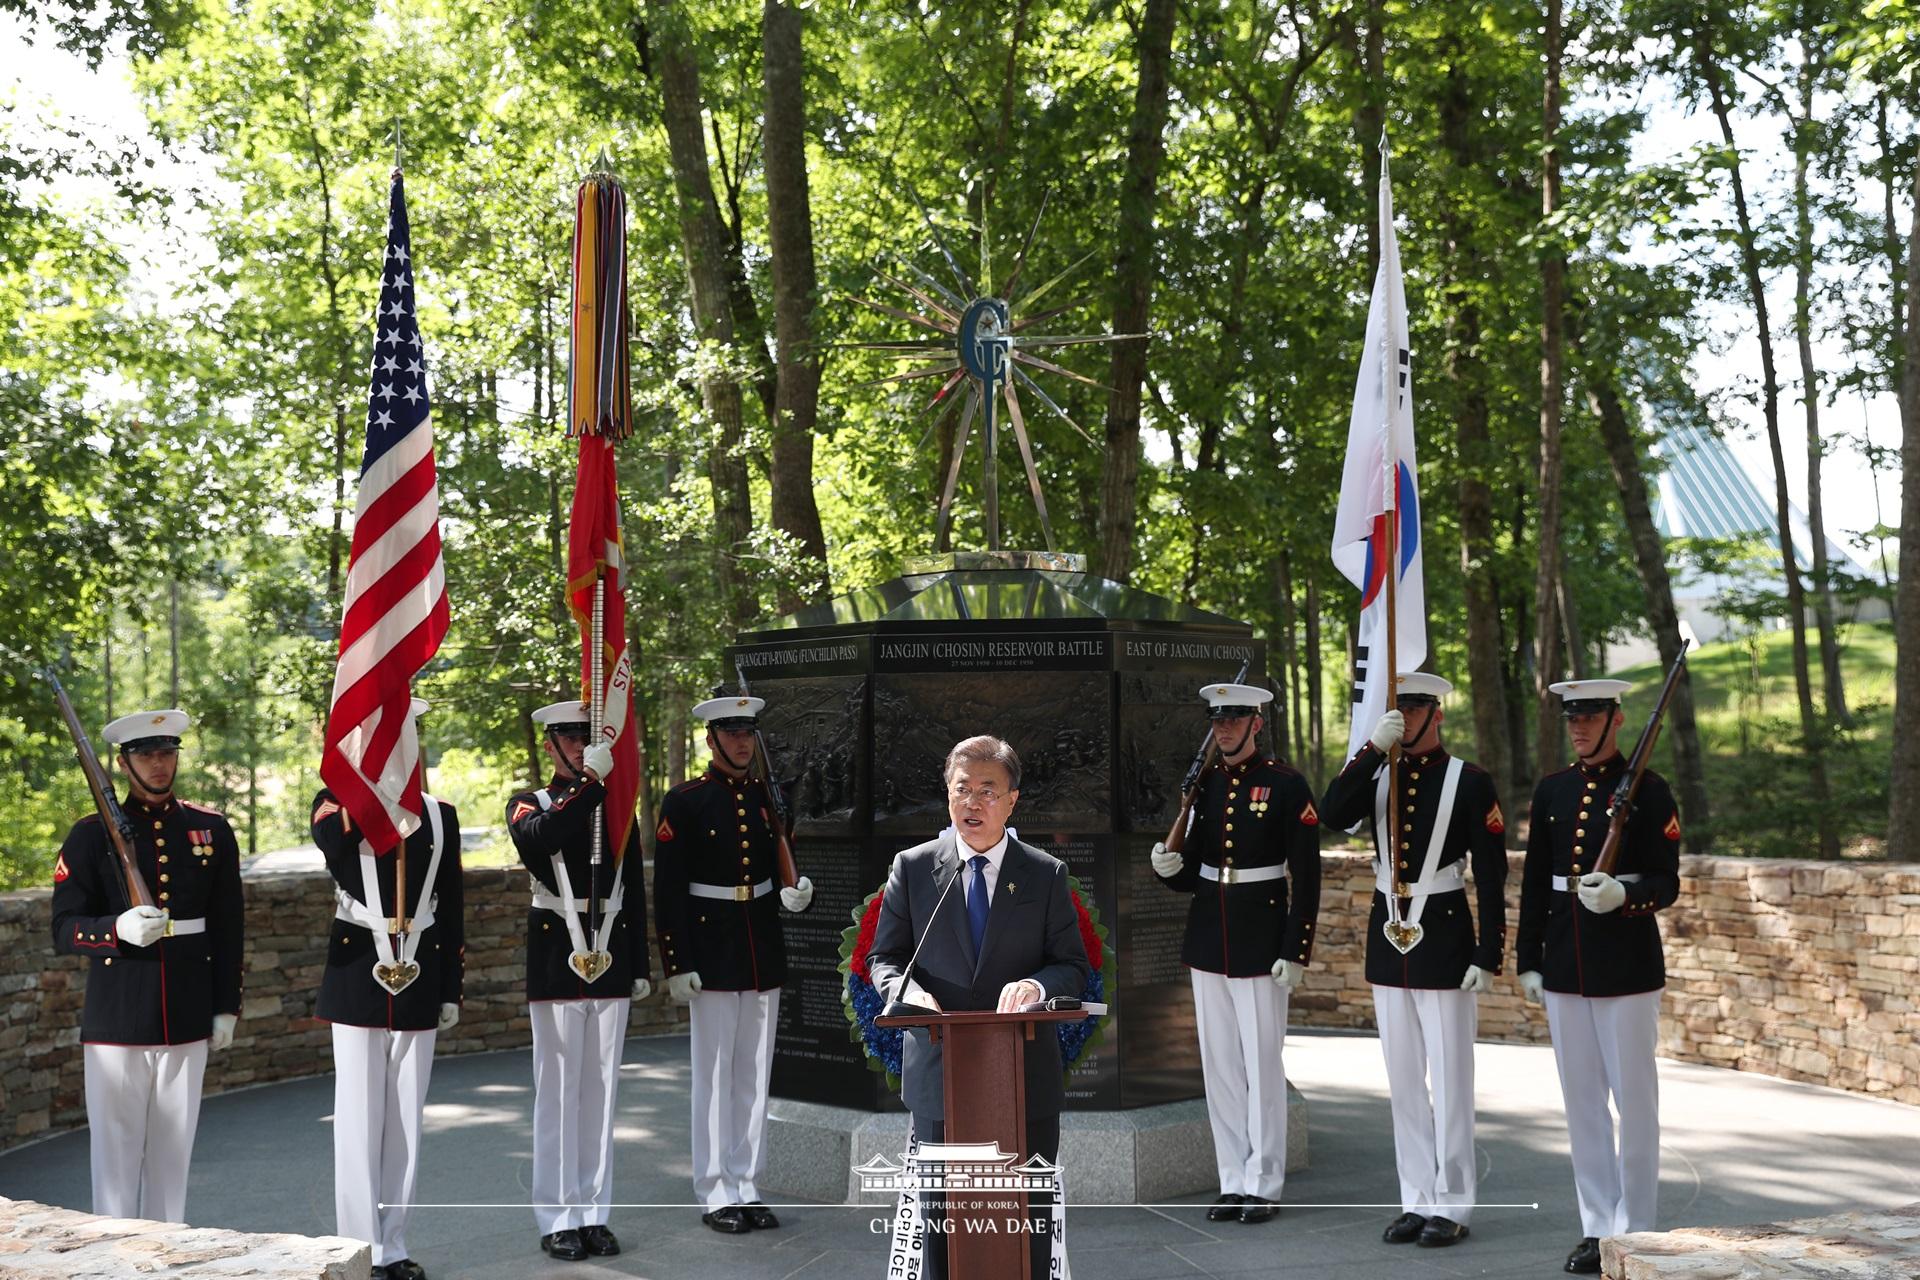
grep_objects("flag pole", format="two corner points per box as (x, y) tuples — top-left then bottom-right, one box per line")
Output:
(589, 572), (605, 950)
(389, 151), (411, 939)
(1379, 132), (1405, 906)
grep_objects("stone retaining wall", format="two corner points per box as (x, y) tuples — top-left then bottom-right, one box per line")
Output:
(0, 865), (685, 1151)
(1294, 851), (1918, 1104)
(3, 850), (1915, 1151)
(0, 1196), (368, 1278)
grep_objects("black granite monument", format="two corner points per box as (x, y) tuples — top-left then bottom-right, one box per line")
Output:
(729, 551), (1268, 1112)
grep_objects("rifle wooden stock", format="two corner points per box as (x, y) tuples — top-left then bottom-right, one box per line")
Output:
(1592, 640), (1689, 877)
(751, 737), (800, 890)
(44, 670), (157, 911)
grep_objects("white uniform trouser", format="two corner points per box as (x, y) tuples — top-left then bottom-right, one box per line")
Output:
(84, 1040), (209, 1223)
(1191, 969), (1289, 1200)
(1543, 989), (1662, 1237)
(1372, 985), (1478, 1224)
(530, 997), (630, 1235)
(332, 1025), (436, 1266)
(688, 988), (780, 1210)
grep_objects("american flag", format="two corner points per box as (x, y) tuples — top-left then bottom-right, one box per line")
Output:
(320, 169), (450, 855)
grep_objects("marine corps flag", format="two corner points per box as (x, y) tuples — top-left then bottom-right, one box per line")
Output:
(1331, 140), (1427, 762)
(566, 166), (638, 860)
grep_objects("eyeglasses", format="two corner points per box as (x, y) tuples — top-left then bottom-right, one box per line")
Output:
(948, 785), (1006, 805)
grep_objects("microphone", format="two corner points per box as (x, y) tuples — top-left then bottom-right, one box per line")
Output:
(880, 851), (969, 1020)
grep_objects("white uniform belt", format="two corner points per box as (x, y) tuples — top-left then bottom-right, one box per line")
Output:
(531, 891), (624, 916)
(689, 879), (775, 902)
(1554, 872), (1642, 892)
(1198, 863), (1288, 886)
(335, 891), (437, 935)
(1374, 861), (1467, 896)
(162, 916), (207, 937)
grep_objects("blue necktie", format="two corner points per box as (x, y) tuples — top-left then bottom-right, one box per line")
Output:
(966, 855), (990, 956)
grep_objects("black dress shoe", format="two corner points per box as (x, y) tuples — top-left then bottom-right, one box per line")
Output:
(1206, 1194), (1245, 1221)
(702, 1206), (752, 1234)
(368, 1268), (389, 1280)
(1565, 1236), (1602, 1274)
(540, 1230), (587, 1261)
(1383, 1211), (1428, 1243)
(1238, 1196), (1278, 1224)
(743, 1202), (780, 1230)
(579, 1224), (620, 1256)
(1417, 1216), (1469, 1247)
(385, 1262), (427, 1280)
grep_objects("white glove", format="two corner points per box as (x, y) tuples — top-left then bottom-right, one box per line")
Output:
(1149, 842), (1183, 877)
(1271, 958), (1303, 988)
(1370, 709), (1406, 753)
(1519, 970), (1545, 1004)
(1459, 964), (1493, 995)
(631, 978), (652, 1001)
(1578, 871), (1627, 914)
(780, 875), (814, 913)
(209, 1013), (237, 1051)
(437, 1002), (460, 1031)
(116, 905), (167, 947)
(582, 742), (615, 782)
(668, 971), (702, 1003)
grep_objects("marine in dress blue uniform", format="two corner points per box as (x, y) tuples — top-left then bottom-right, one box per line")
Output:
(50, 709), (243, 1224)
(1150, 683), (1321, 1223)
(1321, 673), (1507, 1248)
(1516, 680), (1683, 1275)
(506, 700), (653, 1262)
(654, 693), (813, 1233)
(311, 697), (463, 1280)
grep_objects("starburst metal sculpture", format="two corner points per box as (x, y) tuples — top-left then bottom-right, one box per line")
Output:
(840, 193), (1147, 553)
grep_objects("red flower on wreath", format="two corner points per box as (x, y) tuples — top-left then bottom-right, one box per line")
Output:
(1071, 889), (1102, 970)
(850, 895), (883, 982)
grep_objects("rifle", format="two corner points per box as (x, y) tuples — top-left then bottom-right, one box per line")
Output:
(733, 663), (801, 892)
(41, 668), (159, 912)
(1160, 658), (1251, 856)
(1592, 639), (1690, 876)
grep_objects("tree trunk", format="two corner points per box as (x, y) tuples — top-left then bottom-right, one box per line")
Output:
(1305, 566), (1325, 784)
(1533, 0), (1568, 780)
(1574, 310), (1714, 851)
(1791, 39), (1849, 726)
(168, 578), (181, 708)
(1886, 142), (1920, 861)
(1095, 0), (1177, 583)
(649, 0), (756, 634)
(1557, 544), (1586, 678)
(762, 0), (831, 607)
(1437, 47), (1513, 800)
(1697, 24), (1836, 859)
(1272, 550), (1296, 761)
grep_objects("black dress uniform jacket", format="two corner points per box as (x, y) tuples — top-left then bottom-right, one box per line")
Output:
(311, 788), (465, 1030)
(653, 766), (787, 991)
(1321, 744), (1508, 988)
(1155, 754), (1322, 976)
(51, 795), (244, 1045)
(1516, 755), (1682, 997)
(507, 773), (650, 1001)
(867, 832), (1092, 1123)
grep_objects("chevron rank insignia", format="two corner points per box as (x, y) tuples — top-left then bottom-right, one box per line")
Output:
(1486, 802), (1505, 835)
(1663, 813), (1682, 841)
(656, 817), (674, 842)
(510, 800), (538, 824)
(1299, 800), (1319, 826)
(313, 799), (341, 823)
(53, 854), (69, 883)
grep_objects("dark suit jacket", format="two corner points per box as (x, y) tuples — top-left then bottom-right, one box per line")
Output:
(867, 831), (1092, 1123)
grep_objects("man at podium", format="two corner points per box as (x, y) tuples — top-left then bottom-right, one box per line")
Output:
(868, 734), (1092, 1280)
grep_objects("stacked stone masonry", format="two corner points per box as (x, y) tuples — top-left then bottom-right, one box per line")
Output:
(0, 1195), (370, 1277)
(2, 851), (1915, 1152)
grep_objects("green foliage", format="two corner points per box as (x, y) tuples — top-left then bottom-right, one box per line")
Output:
(2, 0), (1913, 884)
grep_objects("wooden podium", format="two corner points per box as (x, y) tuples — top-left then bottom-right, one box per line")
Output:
(876, 1007), (1088, 1279)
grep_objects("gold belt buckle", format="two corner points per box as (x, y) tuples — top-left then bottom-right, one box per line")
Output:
(1218, 866), (1239, 885)
(734, 885), (753, 902)
(161, 916), (175, 938)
